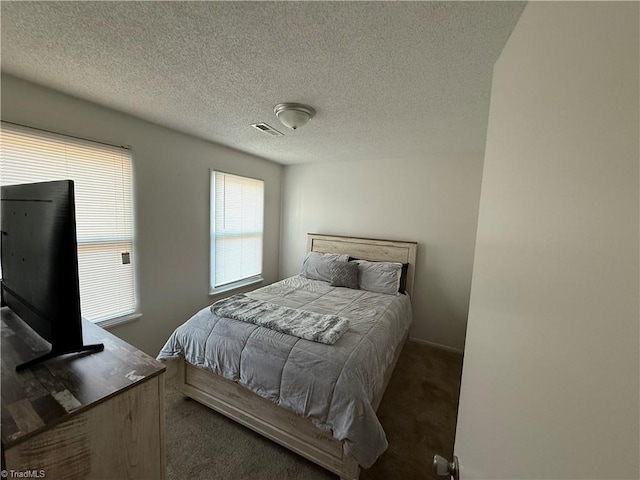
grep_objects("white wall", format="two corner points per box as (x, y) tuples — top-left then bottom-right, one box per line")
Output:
(455, 2), (639, 478)
(280, 155), (484, 351)
(1, 74), (283, 356)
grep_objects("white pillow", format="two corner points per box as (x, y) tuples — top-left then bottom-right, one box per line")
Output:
(300, 251), (350, 283)
(355, 260), (402, 295)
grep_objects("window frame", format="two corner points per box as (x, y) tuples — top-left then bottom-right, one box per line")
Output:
(209, 169), (265, 295)
(0, 121), (139, 327)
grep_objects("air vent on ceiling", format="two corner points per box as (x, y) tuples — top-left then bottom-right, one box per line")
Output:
(251, 123), (284, 136)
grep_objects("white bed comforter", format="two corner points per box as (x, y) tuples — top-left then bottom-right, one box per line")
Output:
(157, 275), (412, 467)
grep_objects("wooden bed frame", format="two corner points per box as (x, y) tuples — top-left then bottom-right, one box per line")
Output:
(174, 234), (417, 480)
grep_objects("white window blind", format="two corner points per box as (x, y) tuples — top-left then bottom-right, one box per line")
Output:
(0, 122), (136, 323)
(210, 171), (264, 292)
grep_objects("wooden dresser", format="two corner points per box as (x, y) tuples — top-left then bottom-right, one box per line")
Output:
(1, 307), (166, 479)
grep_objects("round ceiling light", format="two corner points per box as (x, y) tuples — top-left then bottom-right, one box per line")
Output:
(274, 103), (316, 130)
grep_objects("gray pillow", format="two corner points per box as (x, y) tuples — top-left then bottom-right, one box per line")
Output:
(300, 252), (350, 283)
(329, 261), (359, 289)
(355, 260), (402, 295)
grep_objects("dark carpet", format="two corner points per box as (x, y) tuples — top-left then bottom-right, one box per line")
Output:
(165, 341), (463, 480)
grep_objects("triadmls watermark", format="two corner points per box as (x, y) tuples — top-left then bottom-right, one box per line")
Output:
(1, 470), (45, 479)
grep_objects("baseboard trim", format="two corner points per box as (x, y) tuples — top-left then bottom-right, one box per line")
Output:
(408, 337), (464, 355)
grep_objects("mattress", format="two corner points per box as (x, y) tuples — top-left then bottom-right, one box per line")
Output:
(157, 275), (412, 467)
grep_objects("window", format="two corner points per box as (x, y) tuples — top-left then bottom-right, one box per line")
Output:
(210, 171), (264, 293)
(1, 122), (136, 323)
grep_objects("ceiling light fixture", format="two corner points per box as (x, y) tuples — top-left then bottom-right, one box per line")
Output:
(274, 103), (315, 130)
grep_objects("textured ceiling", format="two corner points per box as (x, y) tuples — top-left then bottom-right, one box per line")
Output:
(1, 1), (525, 165)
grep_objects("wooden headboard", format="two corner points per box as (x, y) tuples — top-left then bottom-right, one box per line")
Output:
(307, 233), (418, 297)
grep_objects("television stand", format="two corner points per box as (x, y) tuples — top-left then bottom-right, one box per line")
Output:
(1, 307), (166, 479)
(15, 342), (105, 371)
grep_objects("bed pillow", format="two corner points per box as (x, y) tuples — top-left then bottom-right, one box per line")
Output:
(398, 263), (410, 294)
(329, 261), (359, 289)
(354, 260), (403, 295)
(300, 251), (350, 283)
(349, 257), (409, 294)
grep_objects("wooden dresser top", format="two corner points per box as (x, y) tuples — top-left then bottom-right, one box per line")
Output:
(1, 307), (165, 447)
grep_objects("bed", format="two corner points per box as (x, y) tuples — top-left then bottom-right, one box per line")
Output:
(158, 234), (417, 480)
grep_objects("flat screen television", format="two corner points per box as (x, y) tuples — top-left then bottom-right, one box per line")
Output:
(1, 180), (103, 371)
